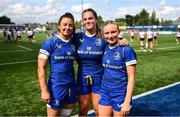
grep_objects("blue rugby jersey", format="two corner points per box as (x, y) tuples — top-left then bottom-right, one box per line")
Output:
(102, 45), (137, 90)
(75, 32), (106, 76)
(39, 35), (77, 84)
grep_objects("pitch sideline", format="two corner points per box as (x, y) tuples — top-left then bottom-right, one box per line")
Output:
(73, 81), (180, 116)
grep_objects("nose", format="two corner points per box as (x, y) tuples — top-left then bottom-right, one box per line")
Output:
(66, 25), (70, 29)
(108, 33), (113, 38)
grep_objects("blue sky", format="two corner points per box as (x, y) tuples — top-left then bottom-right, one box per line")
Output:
(0, 0), (180, 24)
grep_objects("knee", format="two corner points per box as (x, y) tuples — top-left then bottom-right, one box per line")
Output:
(60, 109), (72, 116)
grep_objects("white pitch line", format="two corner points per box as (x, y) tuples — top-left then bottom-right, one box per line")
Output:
(73, 81), (180, 116)
(136, 46), (179, 52)
(0, 60), (37, 66)
(0, 49), (39, 53)
(132, 81), (180, 100)
(17, 45), (32, 51)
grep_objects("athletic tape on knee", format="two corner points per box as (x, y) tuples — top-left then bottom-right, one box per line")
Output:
(60, 109), (72, 116)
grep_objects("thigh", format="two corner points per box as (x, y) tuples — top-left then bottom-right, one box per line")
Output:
(47, 107), (60, 116)
(113, 109), (124, 116)
(92, 93), (100, 110)
(98, 104), (112, 116)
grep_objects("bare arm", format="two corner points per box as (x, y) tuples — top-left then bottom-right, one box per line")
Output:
(121, 65), (136, 115)
(37, 55), (51, 103)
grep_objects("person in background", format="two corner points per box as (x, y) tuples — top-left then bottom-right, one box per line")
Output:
(16, 29), (22, 42)
(145, 29), (154, 52)
(6, 28), (12, 43)
(153, 29), (159, 45)
(118, 30), (124, 40)
(98, 21), (137, 116)
(76, 8), (129, 116)
(138, 29), (146, 50)
(3, 27), (7, 42)
(27, 28), (33, 44)
(130, 30), (135, 45)
(37, 12), (77, 116)
(176, 30), (180, 45)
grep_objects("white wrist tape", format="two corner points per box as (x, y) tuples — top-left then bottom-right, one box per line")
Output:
(38, 53), (48, 60)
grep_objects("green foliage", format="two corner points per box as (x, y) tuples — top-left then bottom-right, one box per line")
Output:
(97, 15), (104, 28)
(0, 15), (14, 24)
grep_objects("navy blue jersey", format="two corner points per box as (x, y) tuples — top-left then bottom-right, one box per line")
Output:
(75, 32), (106, 76)
(102, 45), (137, 90)
(39, 35), (77, 85)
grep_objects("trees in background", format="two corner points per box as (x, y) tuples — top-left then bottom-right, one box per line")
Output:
(0, 15), (14, 24)
(116, 8), (174, 26)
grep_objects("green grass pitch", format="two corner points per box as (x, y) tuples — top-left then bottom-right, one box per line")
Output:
(0, 32), (179, 115)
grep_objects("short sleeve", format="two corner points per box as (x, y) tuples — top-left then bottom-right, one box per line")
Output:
(39, 39), (53, 57)
(124, 46), (137, 66)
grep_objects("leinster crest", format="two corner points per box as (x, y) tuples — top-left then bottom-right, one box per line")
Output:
(95, 38), (102, 46)
(71, 45), (75, 51)
(114, 51), (120, 60)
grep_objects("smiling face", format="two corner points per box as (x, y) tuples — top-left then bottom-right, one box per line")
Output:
(58, 17), (74, 39)
(103, 23), (120, 46)
(82, 11), (97, 31)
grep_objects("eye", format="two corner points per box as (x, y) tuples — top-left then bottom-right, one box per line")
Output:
(104, 32), (109, 35)
(83, 18), (87, 21)
(88, 17), (93, 20)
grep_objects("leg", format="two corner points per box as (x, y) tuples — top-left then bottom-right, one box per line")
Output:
(150, 40), (153, 52)
(60, 104), (74, 116)
(92, 93), (100, 116)
(47, 107), (60, 117)
(176, 38), (179, 44)
(113, 110), (124, 117)
(145, 41), (148, 50)
(78, 94), (91, 116)
(98, 104), (112, 116)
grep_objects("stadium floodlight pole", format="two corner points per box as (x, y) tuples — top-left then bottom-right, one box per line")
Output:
(81, 0), (84, 31)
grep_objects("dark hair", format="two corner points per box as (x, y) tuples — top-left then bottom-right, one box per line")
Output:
(58, 12), (76, 42)
(82, 8), (102, 38)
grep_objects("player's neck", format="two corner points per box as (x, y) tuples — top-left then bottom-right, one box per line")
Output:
(59, 33), (70, 41)
(86, 28), (96, 36)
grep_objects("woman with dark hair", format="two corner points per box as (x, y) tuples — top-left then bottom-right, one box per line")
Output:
(37, 12), (77, 116)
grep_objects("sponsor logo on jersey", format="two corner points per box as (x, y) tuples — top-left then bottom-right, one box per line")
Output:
(56, 44), (62, 49)
(117, 104), (122, 108)
(80, 38), (84, 43)
(67, 52), (71, 55)
(87, 46), (92, 51)
(103, 63), (123, 70)
(52, 100), (60, 106)
(114, 51), (120, 60)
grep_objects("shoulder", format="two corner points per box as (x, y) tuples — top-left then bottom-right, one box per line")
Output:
(76, 32), (84, 37)
(42, 36), (58, 45)
(118, 45), (135, 52)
